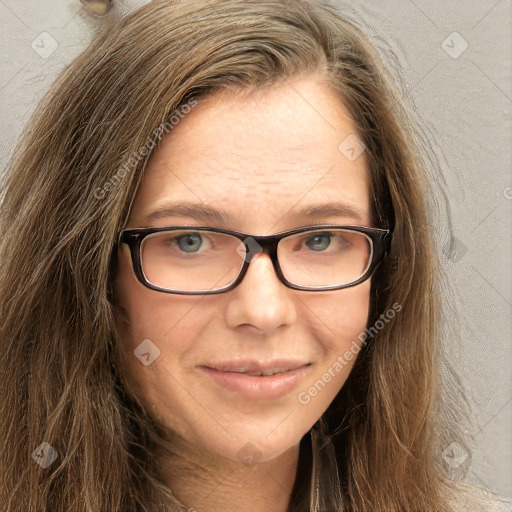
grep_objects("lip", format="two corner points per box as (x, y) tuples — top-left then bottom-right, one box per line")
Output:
(204, 359), (309, 375)
(198, 359), (312, 400)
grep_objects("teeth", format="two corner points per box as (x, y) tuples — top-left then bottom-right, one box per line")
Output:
(226, 368), (287, 376)
(262, 368), (282, 376)
(228, 367), (248, 373)
(210, 364), (308, 375)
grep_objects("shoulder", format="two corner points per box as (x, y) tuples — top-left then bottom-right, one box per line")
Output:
(444, 480), (511, 511)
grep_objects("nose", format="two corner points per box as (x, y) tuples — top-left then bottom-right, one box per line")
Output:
(225, 250), (298, 333)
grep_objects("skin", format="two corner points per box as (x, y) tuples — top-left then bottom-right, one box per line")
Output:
(114, 75), (373, 512)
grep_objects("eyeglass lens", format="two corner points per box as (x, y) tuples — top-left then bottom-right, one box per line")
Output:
(139, 229), (373, 292)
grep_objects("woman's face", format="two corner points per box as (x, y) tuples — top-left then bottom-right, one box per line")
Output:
(115, 76), (372, 464)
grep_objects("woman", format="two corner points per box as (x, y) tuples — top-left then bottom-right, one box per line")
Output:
(0, 0), (508, 510)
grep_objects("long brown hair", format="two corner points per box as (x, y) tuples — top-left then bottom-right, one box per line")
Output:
(1, 0), (469, 510)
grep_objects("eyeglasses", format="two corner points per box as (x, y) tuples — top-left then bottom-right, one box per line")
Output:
(118, 225), (393, 295)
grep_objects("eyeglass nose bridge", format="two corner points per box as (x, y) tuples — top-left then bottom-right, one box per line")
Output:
(232, 235), (291, 287)
(232, 233), (301, 292)
(237, 234), (279, 262)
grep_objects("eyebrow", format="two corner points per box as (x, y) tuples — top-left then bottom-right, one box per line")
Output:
(142, 200), (367, 225)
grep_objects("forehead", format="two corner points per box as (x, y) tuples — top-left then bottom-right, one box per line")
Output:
(129, 76), (372, 231)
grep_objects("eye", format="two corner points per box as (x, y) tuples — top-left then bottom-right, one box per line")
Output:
(173, 232), (204, 253)
(304, 232), (333, 251)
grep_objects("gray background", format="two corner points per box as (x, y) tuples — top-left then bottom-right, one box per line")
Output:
(1, 0), (510, 501)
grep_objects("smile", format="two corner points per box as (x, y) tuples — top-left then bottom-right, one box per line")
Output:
(199, 360), (312, 400)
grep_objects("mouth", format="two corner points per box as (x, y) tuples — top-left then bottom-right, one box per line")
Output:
(198, 360), (312, 400)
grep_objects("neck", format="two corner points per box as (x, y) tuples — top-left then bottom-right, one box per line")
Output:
(158, 434), (300, 512)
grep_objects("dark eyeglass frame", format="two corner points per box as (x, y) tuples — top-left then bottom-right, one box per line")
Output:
(117, 224), (393, 295)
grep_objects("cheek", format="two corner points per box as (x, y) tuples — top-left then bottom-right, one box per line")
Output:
(295, 281), (371, 409)
(113, 259), (206, 429)
(113, 252), (208, 403)
(114, 248), (204, 349)
(306, 280), (371, 351)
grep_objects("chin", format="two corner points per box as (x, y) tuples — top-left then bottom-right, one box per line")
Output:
(185, 411), (314, 467)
